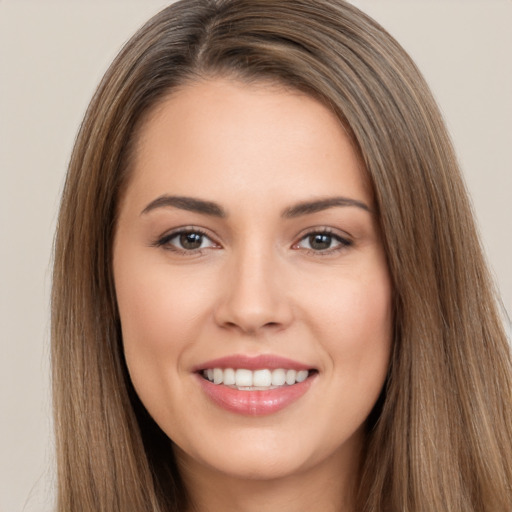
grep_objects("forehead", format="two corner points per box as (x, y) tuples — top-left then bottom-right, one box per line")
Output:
(125, 78), (371, 212)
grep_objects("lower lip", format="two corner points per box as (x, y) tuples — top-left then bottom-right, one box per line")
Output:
(196, 373), (316, 416)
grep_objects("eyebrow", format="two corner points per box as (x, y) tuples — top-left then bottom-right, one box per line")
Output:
(140, 194), (371, 218)
(281, 197), (371, 218)
(141, 195), (226, 217)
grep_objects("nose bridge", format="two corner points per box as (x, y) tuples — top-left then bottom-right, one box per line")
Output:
(215, 237), (292, 334)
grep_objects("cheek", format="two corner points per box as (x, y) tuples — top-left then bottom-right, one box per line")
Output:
(306, 264), (392, 341)
(115, 255), (214, 352)
(304, 265), (392, 386)
(338, 280), (391, 347)
(318, 275), (392, 437)
(114, 255), (215, 413)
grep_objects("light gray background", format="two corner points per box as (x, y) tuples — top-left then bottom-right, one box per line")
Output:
(1, 1), (510, 511)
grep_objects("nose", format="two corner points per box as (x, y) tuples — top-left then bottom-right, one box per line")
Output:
(213, 245), (294, 335)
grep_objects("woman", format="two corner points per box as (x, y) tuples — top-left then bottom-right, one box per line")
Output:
(51, 0), (512, 510)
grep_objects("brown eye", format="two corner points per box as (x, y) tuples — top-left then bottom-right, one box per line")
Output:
(308, 233), (333, 250)
(295, 230), (352, 253)
(179, 232), (204, 250)
(156, 229), (218, 252)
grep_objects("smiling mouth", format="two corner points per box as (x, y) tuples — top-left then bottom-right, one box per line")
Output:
(200, 368), (316, 390)
(196, 361), (318, 415)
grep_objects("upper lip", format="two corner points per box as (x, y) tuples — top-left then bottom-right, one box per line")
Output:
(193, 354), (314, 372)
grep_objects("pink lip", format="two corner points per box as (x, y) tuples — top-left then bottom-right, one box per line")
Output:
(193, 354), (313, 372)
(196, 373), (316, 416)
(193, 354), (317, 416)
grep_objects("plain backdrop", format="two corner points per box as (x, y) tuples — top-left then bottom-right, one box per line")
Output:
(1, 1), (511, 511)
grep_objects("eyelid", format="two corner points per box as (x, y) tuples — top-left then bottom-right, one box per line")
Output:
(292, 227), (353, 254)
(152, 226), (221, 253)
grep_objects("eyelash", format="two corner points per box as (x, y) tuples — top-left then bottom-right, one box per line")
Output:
(153, 227), (353, 256)
(292, 228), (353, 255)
(153, 226), (217, 255)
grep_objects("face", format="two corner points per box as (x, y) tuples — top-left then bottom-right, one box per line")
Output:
(113, 78), (392, 485)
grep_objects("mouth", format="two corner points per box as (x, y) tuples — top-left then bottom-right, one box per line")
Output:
(195, 355), (318, 415)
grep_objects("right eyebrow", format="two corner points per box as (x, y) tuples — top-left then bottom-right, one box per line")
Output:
(140, 195), (226, 217)
(281, 196), (371, 218)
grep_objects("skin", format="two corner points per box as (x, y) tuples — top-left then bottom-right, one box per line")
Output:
(113, 78), (392, 512)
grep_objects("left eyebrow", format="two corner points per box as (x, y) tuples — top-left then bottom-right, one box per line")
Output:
(281, 197), (371, 218)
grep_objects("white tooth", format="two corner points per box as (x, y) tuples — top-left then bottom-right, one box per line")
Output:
(213, 368), (223, 384)
(235, 369), (253, 387)
(207, 369), (214, 381)
(253, 369), (272, 387)
(285, 369), (297, 385)
(223, 368), (236, 385)
(271, 369), (286, 386)
(296, 370), (308, 383)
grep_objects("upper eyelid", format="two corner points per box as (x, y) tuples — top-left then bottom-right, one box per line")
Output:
(292, 227), (354, 253)
(154, 226), (218, 247)
(159, 226), (213, 238)
(294, 226), (352, 242)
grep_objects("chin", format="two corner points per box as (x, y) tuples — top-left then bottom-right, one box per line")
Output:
(172, 421), (363, 484)
(178, 444), (311, 481)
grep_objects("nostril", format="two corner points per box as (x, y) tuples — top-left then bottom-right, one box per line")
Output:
(219, 320), (283, 334)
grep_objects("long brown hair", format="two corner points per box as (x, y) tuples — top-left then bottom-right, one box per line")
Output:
(52, 1), (512, 510)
